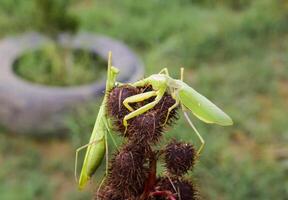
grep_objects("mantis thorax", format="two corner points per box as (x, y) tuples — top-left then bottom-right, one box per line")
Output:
(145, 74), (182, 94)
(147, 74), (168, 91)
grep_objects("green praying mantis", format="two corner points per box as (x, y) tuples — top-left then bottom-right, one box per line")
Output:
(75, 52), (119, 190)
(75, 53), (233, 190)
(123, 68), (233, 154)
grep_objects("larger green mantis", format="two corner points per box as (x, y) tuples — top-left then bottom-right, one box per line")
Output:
(122, 68), (233, 155)
(75, 52), (119, 190)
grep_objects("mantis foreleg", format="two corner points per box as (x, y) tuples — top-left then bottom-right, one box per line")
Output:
(183, 111), (205, 156)
(123, 91), (157, 112)
(123, 90), (165, 133)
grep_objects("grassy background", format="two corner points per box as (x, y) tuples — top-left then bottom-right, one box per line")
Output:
(1, 0), (288, 199)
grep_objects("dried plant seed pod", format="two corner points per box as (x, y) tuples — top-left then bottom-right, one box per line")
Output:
(127, 110), (163, 143)
(165, 140), (196, 176)
(137, 86), (179, 127)
(156, 177), (199, 200)
(96, 185), (124, 200)
(154, 94), (179, 127)
(107, 142), (149, 198)
(107, 85), (139, 119)
(107, 84), (178, 141)
(107, 85), (140, 134)
(125, 90), (178, 143)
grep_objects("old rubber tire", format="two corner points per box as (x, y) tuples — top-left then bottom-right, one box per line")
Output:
(0, 32), (144, 135)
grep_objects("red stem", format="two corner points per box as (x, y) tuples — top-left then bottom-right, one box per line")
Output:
(140, 153), (157, 200)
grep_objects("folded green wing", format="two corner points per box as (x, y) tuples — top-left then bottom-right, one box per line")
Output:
(178, 82), (233, 126)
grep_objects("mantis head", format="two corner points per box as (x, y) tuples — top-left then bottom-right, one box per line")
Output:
(145, 74), (169, 90)
(106, 51), (119, 91)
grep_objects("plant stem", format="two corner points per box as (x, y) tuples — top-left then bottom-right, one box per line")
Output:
(140, 152), (157, 200)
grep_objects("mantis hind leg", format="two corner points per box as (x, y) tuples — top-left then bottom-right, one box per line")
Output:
(123, 90), (165, 133)
(183, 111), (205, 157)
(74, 138), (102, 183)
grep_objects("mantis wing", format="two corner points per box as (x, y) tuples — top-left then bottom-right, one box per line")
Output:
(178, 82), (233, 126)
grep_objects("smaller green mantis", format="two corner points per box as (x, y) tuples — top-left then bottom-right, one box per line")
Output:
(122, 68), (233, 155)
(75, 52), (119, 190)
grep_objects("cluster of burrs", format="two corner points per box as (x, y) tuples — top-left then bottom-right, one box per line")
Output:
(96, 85), (200, 200)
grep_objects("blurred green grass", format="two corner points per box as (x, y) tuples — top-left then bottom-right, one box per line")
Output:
(0, 0), (288, 199)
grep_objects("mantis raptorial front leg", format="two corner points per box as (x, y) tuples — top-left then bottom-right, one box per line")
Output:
(123, 91), (158, 112)
(123, 90), (165, 133)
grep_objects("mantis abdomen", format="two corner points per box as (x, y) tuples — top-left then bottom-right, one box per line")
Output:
(78, 104), (107, 190)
